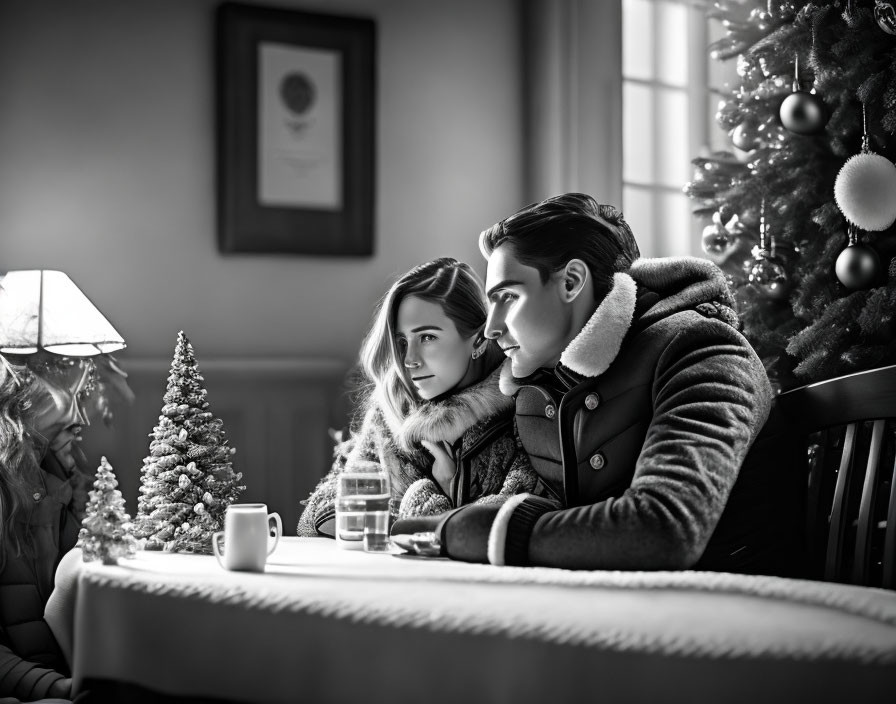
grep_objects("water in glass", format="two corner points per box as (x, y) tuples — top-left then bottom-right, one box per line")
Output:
(335, 472), (390, 550)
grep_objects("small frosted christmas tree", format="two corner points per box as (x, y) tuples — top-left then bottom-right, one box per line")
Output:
(78, 456), (137, 565)
(133, 331), (244, 553)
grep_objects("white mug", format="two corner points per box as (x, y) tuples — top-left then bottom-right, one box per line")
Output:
(213, 503), (282, 572)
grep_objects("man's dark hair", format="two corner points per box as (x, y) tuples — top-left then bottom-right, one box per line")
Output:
(479, 193), (640, 301)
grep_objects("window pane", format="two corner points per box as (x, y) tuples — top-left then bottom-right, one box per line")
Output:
(708, 15), (739, 94)
(657, 191), (694, 257)
(656, 87), (689, 187)
(656, 1), (688, 87)
(623, 0), (653, 81)
(623, 82), (654, 184)
(622, 186), (654, 258)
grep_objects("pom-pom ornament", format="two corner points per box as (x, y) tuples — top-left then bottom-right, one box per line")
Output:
(835, 227), (881, 290)
(834, 152), (896, 232)
(875, 1), (896, 35)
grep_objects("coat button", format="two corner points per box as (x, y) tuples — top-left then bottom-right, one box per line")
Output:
(584, 393), (600, 410)
(545, 404), (556, 419)
(589, 453), (605, 471)
(32, 491), (43, 501)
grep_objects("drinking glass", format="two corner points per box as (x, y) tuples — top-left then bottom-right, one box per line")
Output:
(335, 470), (390, 552)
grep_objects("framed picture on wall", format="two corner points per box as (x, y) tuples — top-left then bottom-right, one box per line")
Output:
(216, 2), (375, 255)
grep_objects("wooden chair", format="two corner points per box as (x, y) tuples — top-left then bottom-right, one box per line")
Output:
(776, 363), (896, 590)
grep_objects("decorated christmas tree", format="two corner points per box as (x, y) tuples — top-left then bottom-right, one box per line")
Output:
(78, 456), (137, 565)
(133, 331), (244, 552)
(686, 0), (896, 391)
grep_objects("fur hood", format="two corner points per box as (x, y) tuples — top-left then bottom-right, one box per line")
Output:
(392, 364), (512, 448)
(501, 256), (738, 393)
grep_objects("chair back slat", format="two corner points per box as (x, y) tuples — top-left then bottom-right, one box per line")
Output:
(776, 365), (896, 589)
(825, 423), (857, 581)
(884, 452), (896, 590)
(805, 434), (826, 563)
(852, 419), (885, 585)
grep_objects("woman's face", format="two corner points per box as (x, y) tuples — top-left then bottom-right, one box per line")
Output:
(395, 296), (476, 400)
(27, 360), (92, 468)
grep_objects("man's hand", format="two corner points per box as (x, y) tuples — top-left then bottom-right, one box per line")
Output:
(421, 440), (456, 497)
(47, 676), (73, 699)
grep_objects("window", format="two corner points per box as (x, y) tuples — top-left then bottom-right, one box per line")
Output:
(622, 0), (736, 257)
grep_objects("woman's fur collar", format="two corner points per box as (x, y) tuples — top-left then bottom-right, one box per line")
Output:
(395, 365), (511, 447)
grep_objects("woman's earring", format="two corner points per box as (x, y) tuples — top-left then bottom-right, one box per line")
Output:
(471, 333), (489, 360)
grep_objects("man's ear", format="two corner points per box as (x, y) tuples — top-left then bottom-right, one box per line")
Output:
(559, 259), (589, 302)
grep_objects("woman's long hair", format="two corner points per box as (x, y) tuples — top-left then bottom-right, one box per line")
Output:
(358, 258), (496, 439)
(0, 356), (42, 573)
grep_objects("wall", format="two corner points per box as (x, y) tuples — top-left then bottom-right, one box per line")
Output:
(0, 0), (524, 364)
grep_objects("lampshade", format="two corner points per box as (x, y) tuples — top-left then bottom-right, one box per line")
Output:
(0, 270), (126, 356)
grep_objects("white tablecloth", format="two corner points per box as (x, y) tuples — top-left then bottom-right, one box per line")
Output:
(46, 537), (896, 703)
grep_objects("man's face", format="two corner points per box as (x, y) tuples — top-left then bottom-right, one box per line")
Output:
(484, 244), (575, 377)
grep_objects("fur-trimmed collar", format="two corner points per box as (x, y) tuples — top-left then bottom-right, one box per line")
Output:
(396, 364), (512, 447)
(497, 256), (734, 394)
(560, 271), (637, 377)
(498, 272), (637, 395)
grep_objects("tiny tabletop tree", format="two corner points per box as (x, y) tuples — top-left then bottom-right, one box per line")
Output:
(133, 331), (244, 553)
(78, 456), (137, 565)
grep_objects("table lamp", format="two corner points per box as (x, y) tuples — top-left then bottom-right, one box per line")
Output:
(0, 270), (126, 356)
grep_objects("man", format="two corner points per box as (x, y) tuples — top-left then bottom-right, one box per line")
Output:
(394, 193), (796, 574)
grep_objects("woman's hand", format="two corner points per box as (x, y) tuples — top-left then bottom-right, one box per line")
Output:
(421, 440), (456, 497)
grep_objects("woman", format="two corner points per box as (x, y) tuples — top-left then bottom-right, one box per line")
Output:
(298, 258), (539, 537)
(0, 353), (99, 702)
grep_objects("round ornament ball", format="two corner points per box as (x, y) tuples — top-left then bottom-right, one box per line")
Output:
(779, 90), (828, 135)
(835, 243), (881, 290)
(874, 1), (896, 35)
(731, 121), (761, 151)
(702, 224), (733, 257)
(834, 153), (896, 231)
(748, 258), (789, 300)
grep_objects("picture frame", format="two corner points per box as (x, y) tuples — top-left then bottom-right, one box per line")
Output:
(216, 2), (375, 255)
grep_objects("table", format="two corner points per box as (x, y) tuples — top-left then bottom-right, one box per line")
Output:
(46, 537), (896, 704)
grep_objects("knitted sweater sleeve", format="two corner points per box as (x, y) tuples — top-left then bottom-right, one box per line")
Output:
(519, 320), (773, 570)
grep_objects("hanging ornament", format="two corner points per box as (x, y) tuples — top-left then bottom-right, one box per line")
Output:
(834, 104), (896, 232)
(731, 120), (761, 152)
(835, 225), (881, 290)
(874, 1), (896, 35)
(747, 199), (790, 300)
(779, 54), (829, 135)
(702, 211), (745, 259)
(777, 2), (797, 20)
(748, 6), (773, 31)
